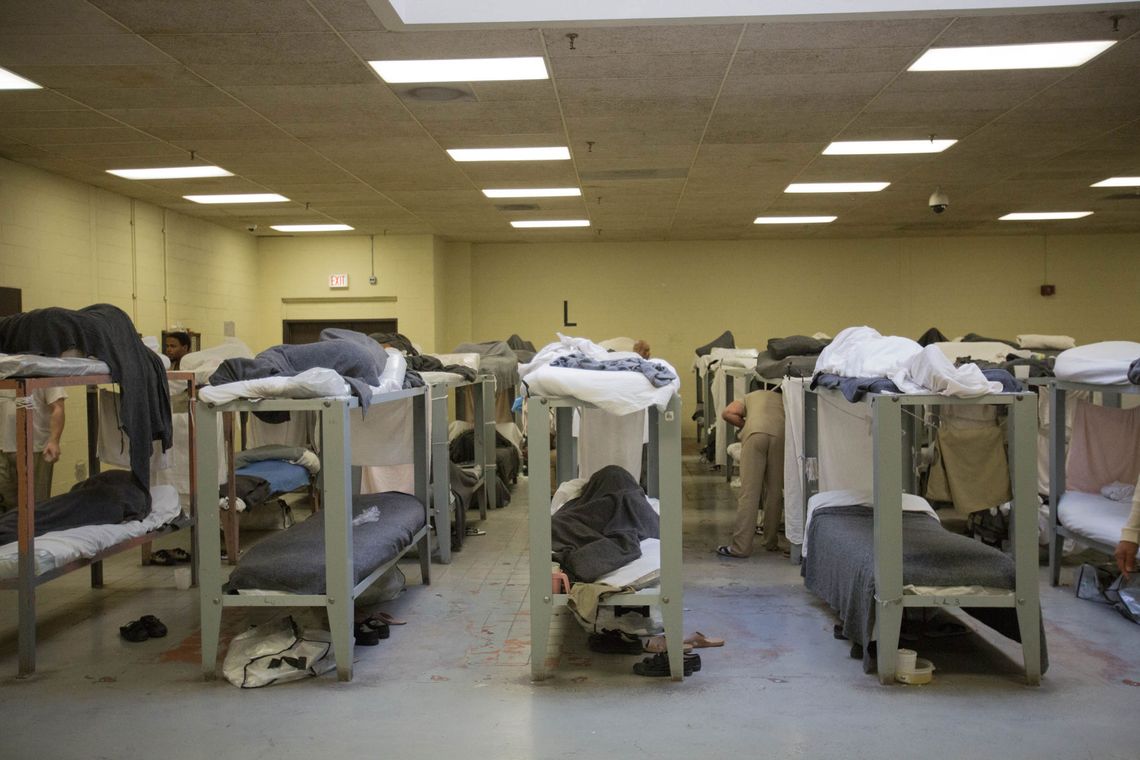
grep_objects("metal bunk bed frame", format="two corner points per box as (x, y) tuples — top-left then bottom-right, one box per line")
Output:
(802, 386), (1042, 686)
(1, 370), (198, 677)
(428, 372), (496, 563)
(526, 393), (684, 681)
(1036, 378), (1140, 586)
(195, 386), (430, 682)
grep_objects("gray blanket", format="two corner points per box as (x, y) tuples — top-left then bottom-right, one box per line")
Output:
(1130, 358), (1140, 385)
(755, 350), (818, 380)
(453, 341), (520, 391)
(803, 505), (1047, 674)
(223, 491), (425, 594)
(549, 352), (677, 387)
(551, 465), (659, 583)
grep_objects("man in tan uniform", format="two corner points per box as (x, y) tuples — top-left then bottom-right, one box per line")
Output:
(1114, 473), (1140, 578)
(717, 389), (784, 558)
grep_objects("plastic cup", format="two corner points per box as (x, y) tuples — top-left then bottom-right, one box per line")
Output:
(895, 648), (917, 675)
(1014, 365), (1030, 380)
(174, 566), (192, 590)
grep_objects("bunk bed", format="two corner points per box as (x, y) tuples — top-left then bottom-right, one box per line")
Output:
(1037, 341), (1140, 586)
(800, 384), (1044, 685)
(0, 363), (196, 677)
(195, 378), (431, 682)
(421, 371), (495, 562)
(522, 335), (683, 681)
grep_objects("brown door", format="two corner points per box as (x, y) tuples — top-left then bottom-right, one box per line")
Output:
(0, 287), (21, 317)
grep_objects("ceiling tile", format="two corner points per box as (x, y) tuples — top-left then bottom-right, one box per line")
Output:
(192, 62), (375, 87)
(145, 33), (354, 65)
(0, 34), (172, 65)
(738, 18), (948, 50)
(90, 0), (330, 34)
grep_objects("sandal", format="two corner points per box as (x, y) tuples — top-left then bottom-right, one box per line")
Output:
(715, 545), (746, 559)
(169, 548), (192, 563)
(139, 614), (167, 639)
(370, 612), (406, 626)
(150, 549), (176, 566)
(119, 619), (150, 643)
(643, 636), (693, 654)
(683, 631), (725, 648)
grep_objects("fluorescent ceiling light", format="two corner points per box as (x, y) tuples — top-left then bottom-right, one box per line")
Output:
(1000, 211), (1093, 221)
(270, 224), (354, 232)
(909, 40), (1115, 72)
(754, 216), (837, 224)
(108, 165), (232, 180)
(1091, 176), (1140, 188)
(183, 193), (289, 204)
(0, 66), (40, 90)
(785, 182), (889, 193)
(448, 147), (570, 162)
(823, 140), (956, 155)
(369, 56), (548, 83)
(483, 187), (581, 198)
(511, 220), (590, 228)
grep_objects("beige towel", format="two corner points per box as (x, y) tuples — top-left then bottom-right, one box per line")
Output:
(926, 425), (1011, 516)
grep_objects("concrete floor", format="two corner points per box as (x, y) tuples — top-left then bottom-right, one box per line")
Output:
(2, 448), (1138, 760)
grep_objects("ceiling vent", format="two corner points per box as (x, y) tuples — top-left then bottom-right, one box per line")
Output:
(391, 83), (478, 102)
(579, 168), (688, 181)
(494, 203), (540, 211)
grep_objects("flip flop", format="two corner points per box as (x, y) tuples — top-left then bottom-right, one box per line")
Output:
(371, 612), (406, 626)
(684, 631), (725, 648)
(716, 545), (746, 559)
(643, 636), (693, 654)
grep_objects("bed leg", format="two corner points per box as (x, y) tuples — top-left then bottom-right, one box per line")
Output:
(418, 532), (432, 585)
(1016, 598), (1043, 686)
(874, 602), (904, 685)
(1049, 533), (1063, 587)
(200, 595), (222, 680)
(90, 560), (104, 589)
(326, 604), (354, 682)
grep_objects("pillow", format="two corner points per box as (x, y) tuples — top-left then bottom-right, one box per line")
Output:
(694, 330), (735, 357)
(767, 335), (829, 360)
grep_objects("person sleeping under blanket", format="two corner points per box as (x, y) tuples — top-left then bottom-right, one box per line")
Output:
(551, 465), (659, 584)
(0, 469), (150, 545)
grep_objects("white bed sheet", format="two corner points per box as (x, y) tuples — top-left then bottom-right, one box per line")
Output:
(523, 362), (679, 415)
(430, 353), (481, 371)
(802, 489), (938, 558)
(1054, 341), (1140, 385)
(1057, 490), (1131, 547)
(0, 354), (110, 378)
(0, 485), (181, 579)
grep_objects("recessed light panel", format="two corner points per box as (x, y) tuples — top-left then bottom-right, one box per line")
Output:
(785, 182), (889, 193)
(483, 188), (581, 198)
(0, 66), (40, 90)
(909, 41), (1115, 72)
(183, 193), (289, 204)
(108, 166), (233, 180)
(270, 224), (354, 232)
(823, 140), (956, 155)
(754, 216), (837, 224)
(510, 220), (590, 228)
(1091, 177), (1140, 188)
(370, 57), (548, 83)
(448, 147), (570, 162)
(1000, 212), (1093, 221)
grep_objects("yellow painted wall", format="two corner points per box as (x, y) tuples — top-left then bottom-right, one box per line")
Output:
(0, 157), (259, 491)
(253, 234), (439, 352)
(464, 235), (1140, 432)
(438, 240), (472, 352)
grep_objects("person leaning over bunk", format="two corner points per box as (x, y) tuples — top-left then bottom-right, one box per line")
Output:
(0, 387), (66, 510)
(163, 331), (191, 369)
(1114, 473), (1140, 578)
(717, 388), (785, 558)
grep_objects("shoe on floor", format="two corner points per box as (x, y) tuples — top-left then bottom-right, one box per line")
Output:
(588, 629), (643, 654)
(632, 652), (701, 677)
(715, 545), (747, 559)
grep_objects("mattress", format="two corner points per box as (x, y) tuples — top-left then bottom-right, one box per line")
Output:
(523, 361), (679, 415)
(0, 485), (181, 579)
(755, 351), (817, 380)
(224, 491), (426, 594)
(419, 370), (467, 387)
(803, 490), (939, 558)
(429, 353), (481, 372)
(0, 354), (110, 378)
(1054, 341), (1140, 385)
(1057, 490), (1132, 547)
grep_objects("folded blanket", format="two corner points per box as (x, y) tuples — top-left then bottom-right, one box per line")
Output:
(1018, 334), (1076, 351)
(767, 334), (829, 360)
(694, 330), (735, 357)
(0, 470), (150, 545)
(549, 352), (678, 387)
(1130, 358), (1140, 385)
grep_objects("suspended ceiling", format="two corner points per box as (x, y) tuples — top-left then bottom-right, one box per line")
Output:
(0, 0), (1138, 242)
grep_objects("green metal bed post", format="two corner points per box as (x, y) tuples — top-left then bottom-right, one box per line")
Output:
(320, 399), (354, 681)
(195, 402), (222, 679)
(1010, 391), (1042, 685)
(872, 396), (904, 685)
(527, 397), (553, 680)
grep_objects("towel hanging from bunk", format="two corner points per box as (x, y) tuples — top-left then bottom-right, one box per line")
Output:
(925, 426), (1012, 516)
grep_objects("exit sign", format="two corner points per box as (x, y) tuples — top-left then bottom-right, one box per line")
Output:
(328, 273), (349, 289)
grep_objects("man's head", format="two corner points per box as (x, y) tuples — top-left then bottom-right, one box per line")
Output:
(164, 331), (191, 363)
(633, 340), (651, 359)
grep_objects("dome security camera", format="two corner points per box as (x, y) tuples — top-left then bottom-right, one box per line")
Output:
(246, 224), (259, 233)
(929, 188), (949, 214)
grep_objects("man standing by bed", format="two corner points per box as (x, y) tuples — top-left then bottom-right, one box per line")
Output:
(1114, 473), (1140, 578)
(0, 387), (66, 510)
(717, 388), (784, 558)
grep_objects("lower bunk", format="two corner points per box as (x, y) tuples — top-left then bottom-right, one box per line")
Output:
(803, 491), (1048, 682)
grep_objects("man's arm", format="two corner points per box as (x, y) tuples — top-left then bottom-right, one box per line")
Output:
(43, 398), (65, 463)
(722, 399), (746, 429)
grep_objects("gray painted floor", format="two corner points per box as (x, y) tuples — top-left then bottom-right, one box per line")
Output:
(2, 449), (1138, 760)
